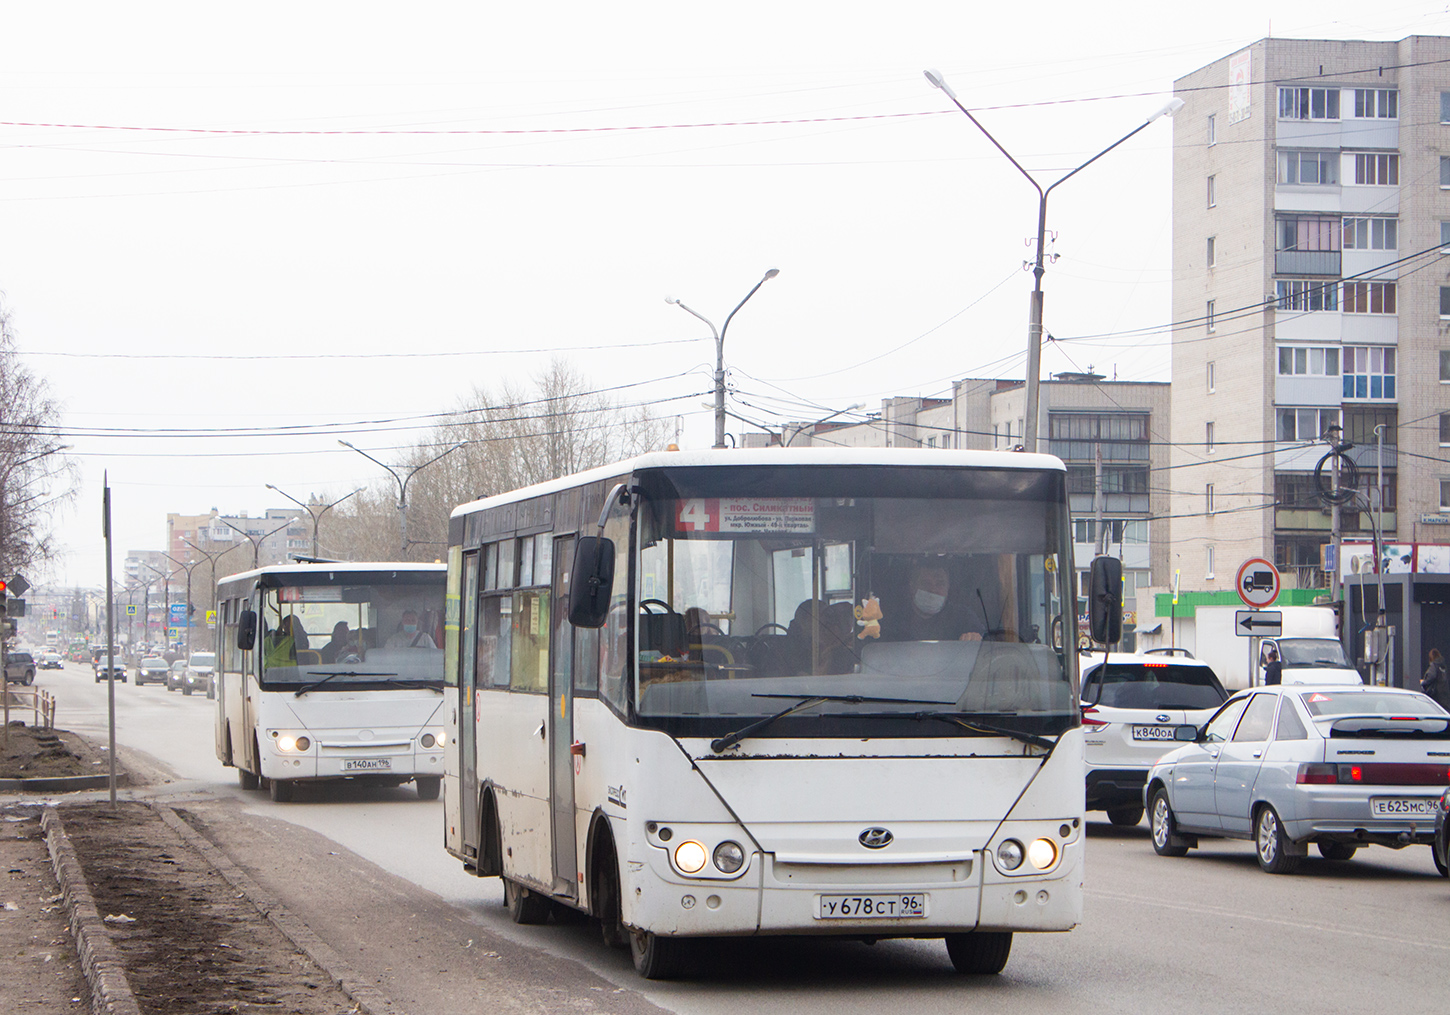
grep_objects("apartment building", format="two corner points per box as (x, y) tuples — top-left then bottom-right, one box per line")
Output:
(1172, 36), (1450, 593)
(165, 507), (307, 571)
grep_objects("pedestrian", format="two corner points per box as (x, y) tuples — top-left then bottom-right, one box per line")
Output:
(1263, 645), (1282, 686)
(1421, 648), (1447, 708)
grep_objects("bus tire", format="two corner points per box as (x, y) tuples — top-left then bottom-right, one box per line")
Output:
(629, 928), (692, 980)
(503, 878), (551, 925)
(269, 778), (295, 803)
(416, 776), (441, 801)
(477, 792), (502, 877)
(591, 826), (627, 950)
(238, 767), (259, 791)
(945, 931), (1012, 975)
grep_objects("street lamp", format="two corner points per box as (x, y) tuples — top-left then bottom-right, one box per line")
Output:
(183, 538), (246, 653)
(218, 518), (298, 569)
(338, 440), (465, 557)
(160, 552), (205, 659)
(784, 403), (866, 447)
(924, 69), (1182, 452)
(667, 268), (780, 450)
(265, 484), (363, 559)
(137, 561), (178, 650)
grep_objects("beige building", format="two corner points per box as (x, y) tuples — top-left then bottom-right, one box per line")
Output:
(1171, 37), (1450, 593)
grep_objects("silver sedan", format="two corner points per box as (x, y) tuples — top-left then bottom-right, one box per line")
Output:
(1144, 685), (1450, 874)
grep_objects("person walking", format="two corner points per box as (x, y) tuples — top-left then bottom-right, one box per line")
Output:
(1422, 648), (1448, 709)
(1263, 645), (1282, 686)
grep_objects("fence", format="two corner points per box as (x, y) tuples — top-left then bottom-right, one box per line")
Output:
(3, 686), (57, 732)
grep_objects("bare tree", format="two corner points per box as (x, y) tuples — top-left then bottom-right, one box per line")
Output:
(0, 296), (75, 576)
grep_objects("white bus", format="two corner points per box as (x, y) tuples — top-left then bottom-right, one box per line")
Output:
(214, 562), (448, 803)
(441, 449), (1085, 979)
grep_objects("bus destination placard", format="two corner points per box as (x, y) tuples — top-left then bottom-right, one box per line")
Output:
(676, 497), (815, 534)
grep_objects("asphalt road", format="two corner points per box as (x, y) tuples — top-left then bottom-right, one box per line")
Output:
(36, 656), (1450, 1015)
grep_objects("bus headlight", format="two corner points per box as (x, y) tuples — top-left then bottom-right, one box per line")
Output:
(1027, 837), (1059, 870)
(673, 840), (708, 874)
(276, 735), (310, 753)
(420, 731), (446, 749)
(996, 839), (1025, 871)
(712, 841), (745, 874)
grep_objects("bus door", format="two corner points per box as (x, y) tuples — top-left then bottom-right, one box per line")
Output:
(459, 552), (481, 861)
(549, 534), (578, 898)
(240, 591), (261, 773)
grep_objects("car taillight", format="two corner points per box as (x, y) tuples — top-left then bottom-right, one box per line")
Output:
(1441, 790), (1450, 813)
(1297, 763), (1338, 784)
(1298, 763), (1450, 785)
(1081, 706), (1109, 728)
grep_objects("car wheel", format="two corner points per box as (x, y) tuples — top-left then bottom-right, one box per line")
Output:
(1433, 842), (1449, 878)
(1149, 788), (1189, 857)
(1255, 806), (1301, 874)
(945, 931), (1012, 975)
(182, 683), (192, 696)
(269, 778), (294, 803)
(503, 877), (552, 925)
(1107, 805), (1143, 827)
(415, 776), (441, 801)
(1318, 841), (1357, 862)
(629, 926), (693, 980)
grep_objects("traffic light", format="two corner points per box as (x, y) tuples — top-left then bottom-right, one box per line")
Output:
(0, 578), (8, 623)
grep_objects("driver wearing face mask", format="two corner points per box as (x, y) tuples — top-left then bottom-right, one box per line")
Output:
(386, 610), (438, 649)
(901, 562), (983, 642)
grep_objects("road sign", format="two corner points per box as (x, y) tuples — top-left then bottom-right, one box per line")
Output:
(169, 603), (187, 623)
(1235, 557), (1280, 608)
(125, 605), (137, 616)
(1236, 610), (1283, 637)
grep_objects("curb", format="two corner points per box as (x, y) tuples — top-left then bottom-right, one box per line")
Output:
(41, 807), (143, 1015)
(0, 774), (115, 792)
(153, 803), (400, 1015)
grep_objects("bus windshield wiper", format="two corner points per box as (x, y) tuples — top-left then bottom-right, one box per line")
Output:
(910, 711), (1058, 751)
(295, 670), (397, 697)
(709, 693), (955, 754)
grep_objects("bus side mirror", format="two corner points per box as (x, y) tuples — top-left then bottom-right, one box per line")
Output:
(1088, 556), (1123, 646)
(237, 610), (257, 651)
(568, 537), (615, 629)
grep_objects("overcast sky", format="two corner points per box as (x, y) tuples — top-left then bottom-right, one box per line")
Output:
(5, 1), (1449, 589)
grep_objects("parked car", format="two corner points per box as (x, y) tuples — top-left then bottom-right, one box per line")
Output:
(181, 652), (215, 697)
(1435, 788), (1449, 878)
(1080, 653), (1230, 825)
(94, 660), (128, 683)
(134, 656), (170, 686)
(1145, 685), (1450, 873)
(39, 651), (64, 670)
(166, 660), (188, 692)
(4, 651), (37, 685)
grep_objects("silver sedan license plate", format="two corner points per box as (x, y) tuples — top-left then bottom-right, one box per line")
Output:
(343, 758), (392, 772)
(1370, 797), (1437, 818)
(1131, 725), (1176, 741)
(816, 894), (926, 919)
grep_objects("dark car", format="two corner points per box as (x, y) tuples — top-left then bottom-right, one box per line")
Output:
(1435, 789), (1449, 878)
(166, 660), (187, 692)
(135, 656), (170, 686)
(94, 660), (128, 683)
(39, 651), (64, 670)
(4, 651), (37, 685)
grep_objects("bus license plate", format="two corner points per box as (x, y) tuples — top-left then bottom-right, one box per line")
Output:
(1370, 797), (1437, 818)
(343, 758), (392, 772)
(816, 894), (926, 919)
(1131, 725), (1176, 741)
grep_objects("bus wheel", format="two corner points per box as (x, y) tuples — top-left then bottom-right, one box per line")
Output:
(238, 767), (259, 791)
(945, 931), (1012, 975)
(269, 778), (295, 803)
(593, 833), (627, 949)
(503, 878), (551, 924)
(415, 776), (441, 801)
(629, 928), (692, 980)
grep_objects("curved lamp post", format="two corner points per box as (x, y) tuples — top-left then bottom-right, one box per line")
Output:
(265, 484), (363, 559)
(667, 268), (779, 449)
(218, 518), (297, 569)
(183, 538), (246, 652)
(784, 403), (865, 447)
(338, 440), (465, 557)
(925, 69), (1182, 452)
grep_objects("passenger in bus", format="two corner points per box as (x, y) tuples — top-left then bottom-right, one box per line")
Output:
(319, 621), (360, 663)
(783, 599), (859, 674)
(264, 615), (308, 667)
(386, 610), (438, 649)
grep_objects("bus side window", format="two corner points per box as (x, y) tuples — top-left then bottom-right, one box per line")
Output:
(478, 596), (510, 688)
(598, 504), (631, 711)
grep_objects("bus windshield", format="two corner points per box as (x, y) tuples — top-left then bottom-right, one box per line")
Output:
(631, 484), (1074, 733)
(259, 582), (443, 689)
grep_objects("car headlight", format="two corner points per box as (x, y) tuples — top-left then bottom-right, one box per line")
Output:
(673, 840), (708, 874)
(996, 839), (1025, 871)
(712, 840), (745, 874)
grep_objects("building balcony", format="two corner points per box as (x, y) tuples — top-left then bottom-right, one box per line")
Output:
(1274, 308), (1341, 343)
(1073, 542), (1150, 570)
(1068, 492), (1150, 514)
(1343, 443), (1396, 469)
(1275, 250), (1341, 275)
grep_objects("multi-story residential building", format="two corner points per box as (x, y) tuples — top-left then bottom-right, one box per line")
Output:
(166, 507), (308, 571)
(1171, 36), (1450, 593)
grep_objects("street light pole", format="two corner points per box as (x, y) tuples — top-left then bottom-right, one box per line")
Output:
(265, 484), (363, 559)
(784, 403), (866, 447)
(338, 440), (465, 557)
(667, 268), (779, 449)
(218, 518), (298, 569)
(925, 70), (1182, 452)
(183, 538), (246, 653)
(161, 553), (203, 660)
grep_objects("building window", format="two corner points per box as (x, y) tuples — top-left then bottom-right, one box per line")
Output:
(1353, 153), (1399, 186)
(1071, 519), (1149, 546)
(1441, 414), (1450, 447)
(1442, 351), (1450, 381)
(1342, 346), (1396, 399)
(1279, 87), (1340, 120)
(1352, 88), (1398, 118)
(1276, 279), (1339, 312)
(1206, 299), (1215, 332)
(1206, 484), (1215, 515)
(1441, 222), (1450, 253)
(1441, 481), (1450, 512)
(1206, 422), (1215, 452)
(1278, 150), (1339, 186)
(1442, 156), (1450, 188)
(1441, 288), (1450, 318)
(1343, 217), (1397, 250)
(1277, 407), (1339, 442)
(1207, 174), (1216, 207)
(1207, 361), (1215, 393)
(1207, 236), (1216, 266)
(1344, 405), (1397, 446)
(1276, 215), (1341, 252)
(1342, 281), (1395, 315)
(1206, 545), (1215, 579)
(1047, 413), (1151, 463)
(1207, 113), (1216, 145)
(1277, 345), (1340, 376)
(1442, 92), (1450, 123)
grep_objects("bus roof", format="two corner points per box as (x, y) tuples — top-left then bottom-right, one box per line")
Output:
(216, 561), (447, 586)
(450, 447), (1066, 520)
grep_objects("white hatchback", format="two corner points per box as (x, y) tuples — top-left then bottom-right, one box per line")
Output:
(1081, 652), (1230, 826)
